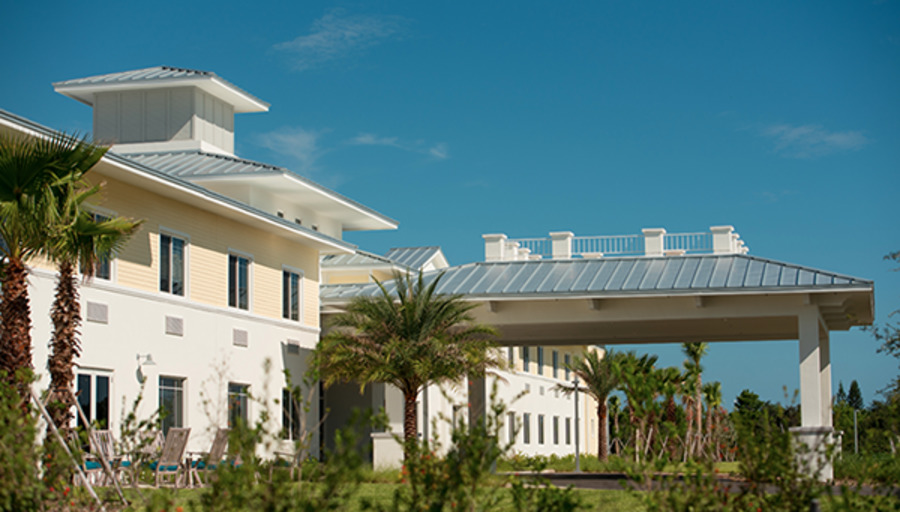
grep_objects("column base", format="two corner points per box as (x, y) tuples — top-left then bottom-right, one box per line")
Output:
(789, 426), (836, 482)
(371, 432), (403, 469)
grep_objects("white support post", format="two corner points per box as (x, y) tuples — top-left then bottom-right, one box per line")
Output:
(483, 234), (507, 262)
(819, 329), (832, 428)
(710, 226), (735, 254)
(642, 228), (666, 257)
(794, 306), (835, 481)
(550, 232), (574, 260)
(798, 307), (823, 427)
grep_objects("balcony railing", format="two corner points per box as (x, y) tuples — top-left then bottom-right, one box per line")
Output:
(487, 226), (742, 261)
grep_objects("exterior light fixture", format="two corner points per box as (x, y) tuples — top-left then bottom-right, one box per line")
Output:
(136, 353), (156, 383)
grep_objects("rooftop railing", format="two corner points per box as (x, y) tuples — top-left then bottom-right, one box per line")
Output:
(483, 226), (746, 262)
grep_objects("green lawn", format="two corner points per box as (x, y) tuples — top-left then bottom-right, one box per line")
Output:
(111, 483), (646, 511)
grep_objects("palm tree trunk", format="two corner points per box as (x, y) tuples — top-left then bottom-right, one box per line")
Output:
(0, 258), (34, 409)
(48, 260), (81, 441)
(403, 390), (417, 461)
(597, 401), (608, 461)
(695, 375), (702, 457)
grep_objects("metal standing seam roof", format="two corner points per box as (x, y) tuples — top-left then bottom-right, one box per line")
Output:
(319, 254), (874, 301)
(0, 109), (354, 253)
(123, 150), (398, 226)
(52, 66), (269, 110)
(384, 246), (442, 270)
(322, 250), (411, 269)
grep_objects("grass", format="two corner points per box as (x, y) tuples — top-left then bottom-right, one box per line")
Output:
(113, 483), (647, 511)
(498, 453), (742, 475)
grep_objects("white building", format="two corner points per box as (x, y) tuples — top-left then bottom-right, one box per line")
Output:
(1, 66), (874, 476)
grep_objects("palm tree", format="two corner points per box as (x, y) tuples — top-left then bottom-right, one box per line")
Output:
(0, 133), (102, 406)
(702, 381), (722, 458)
(614, 351), (658, 462)
(46, 199), (140, 438)
(316, 271), (500, 459)
(682, 341), (708, 457)
(563, 348), (623, 461)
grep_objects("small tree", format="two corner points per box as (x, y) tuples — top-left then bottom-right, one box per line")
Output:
(316, 271), (500, 460)
(0, 133), (101, 407)
(847, 380), (864, 410)
(682, 342), (708, 458)
(46, 182), (141, 441)
(562, 348), (623, 461)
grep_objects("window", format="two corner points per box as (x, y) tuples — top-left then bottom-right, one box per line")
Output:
(508, 412), (516, 443)
(564, 354), (571, 381)
(228, 383), (249, 428)
(85, 213), (111, 280)
(159, 377), (185, 436)
(521, 347), (530, 372)
(566, 417), (571, 445)
(282, 389), (301, 440)
(537, 347), (544, 375)
(523, 413), (531, 444)
(228, 254), (250, 310)
(160, 234), (185, 296)
(507, 347), (514, 367)
(282, 269), (302, 321)
(552, 351), (559, 379)
(553, 416), (559, 445)
(76, 372), (110, 429)
(538, 414), (545, 444)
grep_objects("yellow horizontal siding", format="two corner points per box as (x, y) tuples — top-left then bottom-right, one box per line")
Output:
(85, 166), (321, 324)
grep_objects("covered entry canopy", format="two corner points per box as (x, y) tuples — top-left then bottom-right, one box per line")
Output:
(320, 253), (874, 430)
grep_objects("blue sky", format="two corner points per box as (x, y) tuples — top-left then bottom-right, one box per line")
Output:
(3, 1), (898, 409)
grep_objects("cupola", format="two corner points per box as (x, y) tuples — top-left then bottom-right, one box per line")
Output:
(53, 66), (269, 156)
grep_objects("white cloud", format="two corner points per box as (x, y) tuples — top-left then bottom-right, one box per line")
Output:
(256, 126), (323, 171)
(274, 9), (407, 70)
(428, 143), (448, 160)
(351, 133), (402, 148)
(760, 123), (868, 158)
(348, 132), (448, 160)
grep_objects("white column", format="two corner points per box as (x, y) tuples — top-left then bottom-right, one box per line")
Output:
(798, 307), (825, 427)
(506, 241), (521, 261)
(819, 330), (832, 428)
(483, 234), (507, 262)
(642, 228), (666, 257)
(550, 232), (574, 260)
(710, 226), (735, 254)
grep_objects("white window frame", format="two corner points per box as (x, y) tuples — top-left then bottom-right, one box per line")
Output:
(83, 206), (119, 282)
(228, 382), (250, 428)
(281, 265), (304, 323)
(228, 250), (253, 311)
(75, 368), (113, 429)
(282, 388), (302, 440)
(159, 376), (186, 436)
(159, 228), (190, 297)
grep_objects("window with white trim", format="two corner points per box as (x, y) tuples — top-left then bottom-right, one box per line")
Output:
(76, 371), (111, 429)
(159, 376), (185, 436)
(228, 254), (250, 310)
(160, 233), (186, 296)
(90, 213), (112, 280)
(282, 388), (301, 440)
(282, 269), (302, 321)
(228, 383), (249, 428)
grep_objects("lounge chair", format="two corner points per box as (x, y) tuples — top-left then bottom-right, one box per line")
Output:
(147, 427), (191, 488)
(189, 428), (230, 486)
(89, 429), (132, 486)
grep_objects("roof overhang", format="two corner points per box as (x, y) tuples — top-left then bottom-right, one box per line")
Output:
(320, 257), (875, 345)
(0, 110), (352, 255)
(188, 173), (398, 231)
(53, 77), (269, 113)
